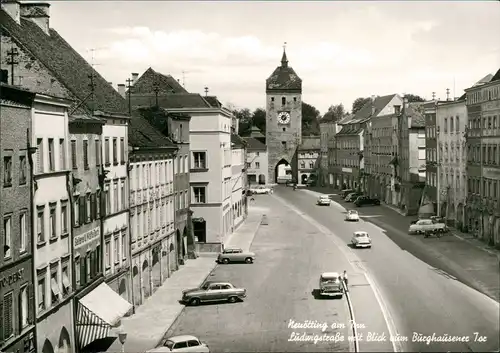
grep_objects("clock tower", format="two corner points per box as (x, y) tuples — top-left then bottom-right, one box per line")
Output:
(266, 45), (302, 183)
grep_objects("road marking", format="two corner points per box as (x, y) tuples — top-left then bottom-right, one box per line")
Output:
(273, 194), (401, 352)
(343, 282), (360, 353)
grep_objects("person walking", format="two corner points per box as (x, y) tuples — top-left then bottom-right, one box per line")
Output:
(342, 270), (348, 292)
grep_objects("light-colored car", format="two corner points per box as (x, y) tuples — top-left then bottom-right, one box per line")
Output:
(408, 219), (448, 234)
(345, 192), (363, 202)
(317, 195), (331, 206)
(250, 185), (272, 194)
(351, 231), (372, 248)
(147, 335), (210, 352)
(319, 272), (343, 297)
(345, 210), (360, 222)
(181, 281), (246, 306)
(217, 248), (256, 264)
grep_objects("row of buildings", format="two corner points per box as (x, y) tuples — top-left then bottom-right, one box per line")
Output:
(317, 70), (500, 248)
(0, 2), (248, 353)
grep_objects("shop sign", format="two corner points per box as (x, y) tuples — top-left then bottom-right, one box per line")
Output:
(483, 167), (500, 179)
(74, 227), (100, 248)
(0, 268), (24, 289)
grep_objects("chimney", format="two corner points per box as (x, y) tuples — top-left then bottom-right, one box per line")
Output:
(20, 2), (50, 35)
(131, 73), (139, 85)
(371, 95), (376, 115)
(1, 0), (21, 24)
(117, 84), (126, 98)
(394, 105), (401, 115)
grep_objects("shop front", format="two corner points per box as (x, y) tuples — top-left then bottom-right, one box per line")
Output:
(0, 261), (36, 353)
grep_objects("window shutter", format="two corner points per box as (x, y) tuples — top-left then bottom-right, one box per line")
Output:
(27, 284), (34, 325)
(80, 256), (86, 286)
(0, 297), (3, 340)
(4, 294), (13, 337)
(79, 198), (85, 224)
(18, 290), (22, 331)
(89, 194), (95, 221)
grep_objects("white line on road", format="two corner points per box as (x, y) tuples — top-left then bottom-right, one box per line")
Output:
(273, 194), (402, 352)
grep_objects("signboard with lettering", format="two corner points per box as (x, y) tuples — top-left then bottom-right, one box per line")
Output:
(0, 268), (24, 289)
(74, 228), (100, 248)
(484, 168), (500, 179)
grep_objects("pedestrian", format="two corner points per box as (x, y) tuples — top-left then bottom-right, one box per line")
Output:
(342, 270), (348, 291)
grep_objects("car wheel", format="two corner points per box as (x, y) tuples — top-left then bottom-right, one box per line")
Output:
(228, 296), (238, 303)
(190, 298), (201, 306)
(245, 257), (253, 264)
(222, 258), (230, 264)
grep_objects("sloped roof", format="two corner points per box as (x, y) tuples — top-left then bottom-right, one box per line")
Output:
(204, 96), (222, 108)
(249, 126), (265, 138)
(0, 10), (129, 115)
(69, 114), (105, 124)
(337, 125), (364, 135)
(131, 67), (187, 94)
(299, 136), (320, 150)
(407, 104), (425, 128)
(338, 114), (353, 125)
(128, 112), (177, 149)
(472, 73), (493, 87)
(490, 68), (500, 82)
(266, 50), (302, 92)
(354, 94), (399, 122)
(231, 134), (246, 148)
(130, 93), (211, 109)
(243, 137), (266, 151)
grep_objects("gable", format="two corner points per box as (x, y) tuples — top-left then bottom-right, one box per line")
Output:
(132, 67), (188, 94)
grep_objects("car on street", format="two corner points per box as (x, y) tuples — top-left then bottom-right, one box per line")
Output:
(181, 281), (247, 306)
(345, 192), (363, 202)
(345, 210), (360, 222)
(217, 248), (256, 264)
(341, 189), (354, 198)
(147, 335), (210, 352)
(408, 219), (448, 234)
(250, 185), (272, 194)
(318, 272), (343, 298)
(351, 231), (372, 248)
(354, 196), (381, 207)
(317, 195), (332, 206)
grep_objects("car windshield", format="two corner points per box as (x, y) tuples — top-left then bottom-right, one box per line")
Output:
(163, 340), (175, 349)
(355, 233), (367, 238)
(349, 211), (358, 214)
(321, 277), (339, 283)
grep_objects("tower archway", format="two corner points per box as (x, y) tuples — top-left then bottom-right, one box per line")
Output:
(274, 158), (290, 184)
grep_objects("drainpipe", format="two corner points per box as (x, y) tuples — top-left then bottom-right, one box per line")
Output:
(66, 170), (78, 352)
(126, 160), (136, 314)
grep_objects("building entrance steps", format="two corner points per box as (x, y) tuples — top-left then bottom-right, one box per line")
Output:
(105, 200), (269, 353)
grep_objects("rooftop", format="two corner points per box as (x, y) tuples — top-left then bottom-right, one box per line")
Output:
(129, 112), (177, 149)
(131, 67), (187, 95)
(243, 137), (267, 151)
(130, 93), (212, 109)
(299, 136), (320, 150)
(266, 49), (302, 92)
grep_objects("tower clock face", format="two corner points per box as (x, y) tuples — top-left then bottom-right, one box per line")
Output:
(277, 111), (291, 124)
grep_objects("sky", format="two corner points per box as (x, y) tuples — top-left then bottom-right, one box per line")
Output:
(49, 1), (500, 115)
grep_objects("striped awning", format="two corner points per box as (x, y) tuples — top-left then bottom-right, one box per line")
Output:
(76, 283), (133, 349)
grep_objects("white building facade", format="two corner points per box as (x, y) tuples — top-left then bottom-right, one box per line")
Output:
(32, 94), (74, 353)
(244, 137), (268, 185)
(231, 135), (247, 230)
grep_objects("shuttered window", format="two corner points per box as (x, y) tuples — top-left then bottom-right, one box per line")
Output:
(79, 196), (85, 225)
(105, 138), (110, 165)
(59, 139), (66, 170)
(112, 138), (118, 165)
(95, 139), (101, 167)
(71, 140), (77, 170)
(36, 138), (43, 173)
(120, 138), (125, 163)
(3, 292), (13, 338)
(83, 140), (89, 169)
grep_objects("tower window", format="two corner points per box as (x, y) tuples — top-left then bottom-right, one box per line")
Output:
(271, 97), (274, 102)
(283, 128), (286, 132)
(294, 97), (297, 102)
(282, 97), (286, 106)
(281, 141), (287, 149)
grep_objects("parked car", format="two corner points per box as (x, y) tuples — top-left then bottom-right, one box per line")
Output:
(351, 231), (372, 248)
(408, 219), (448, 234)
(318, 272), (343, 298)
(250, 185), (272, 194)
(345, 210), (360, 222)
(354, 196), (381, 207)
(345, 192), (363, 202)
(147, 335), (210, 352)
(317, 195), (331, 206)
(341, 189), (354, 198)
(217, 248), (255, 264)
(181, 281), (246, 306)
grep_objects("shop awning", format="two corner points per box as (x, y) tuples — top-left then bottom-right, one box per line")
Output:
(76, 283), (132, 349)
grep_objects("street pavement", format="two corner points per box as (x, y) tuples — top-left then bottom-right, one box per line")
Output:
(277, 186), (500, 352)
(163, 194), (393, 352)
(106, 204), (265, 353)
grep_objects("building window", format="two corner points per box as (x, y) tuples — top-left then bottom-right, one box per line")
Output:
(96, 191), (101, 219)
(121, 179), (126, 210)
(49, 204), (57, 239)
(75, 257), (81, 287)
(271, 97), (274, 102)
(20, 212), (27, 252)
(48, 138), (55, 171)
(450, 117), (454, 132)
(36, 138), (44, 173)
(95, 245), (101, 274)
(62, 263), (71, 296)
(19, 155), (27, 185)
(37, 275), (45, 311)
(193, 186), (206, 203)
(3, 215), (12, 258)
(121, 232), (126, 260)
(114, 235), (119, 264)
(60, 201), (68, 235)
(86, 194), (91, 223)
(255, 162), (260, 168)
(3, 292), (14, 338)
(444, 118), (447, 133)
(113, 181), (119, 213)
(3, 156), (12, 186)
(59, 139), (66, 170)
(120, 138), (125, 163)
(112, 138), (118, 165)
(309, 161), (314, 169)
(83, 140), (89, 169)
(282, 97), (286, 105)
(79, 196), (85, 226)
(456, 116), (460, 132)
(37, 206), (45, 243)
(300, 161), (305, 169)
(86, 253), (91, 282)
(282, 141), (287, 149)
(105, 137), (110, 165)
(71, 140), (77, 170)
(105, 240), (111, 269)
(73, 196), (80, 227)
(20, 285), (28, 328)
(96, 138), (101, 167)
(105, 184), (111, 215)
(50, 270), (60, 305)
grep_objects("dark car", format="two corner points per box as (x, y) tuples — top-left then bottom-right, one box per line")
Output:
(354, 196), (381, 207)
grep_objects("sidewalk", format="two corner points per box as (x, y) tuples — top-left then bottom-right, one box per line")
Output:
(106, 203), (266, 353)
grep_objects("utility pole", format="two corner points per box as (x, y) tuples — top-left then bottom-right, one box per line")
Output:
(88, 73), (96, 115)
(126, 77), (134, 116)
(6, 46), (19, 86)
(204, 87), (209, 96)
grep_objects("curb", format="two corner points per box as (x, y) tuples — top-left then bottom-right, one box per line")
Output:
(154, 260), (219, 349)
(343, 282), (359, 353)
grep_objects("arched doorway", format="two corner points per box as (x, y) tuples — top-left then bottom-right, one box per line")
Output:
(142, 260), (150, 299)
(274, 158), (290, 184)
(132, 266), (141, 306)
(258, 174), (266, 184)
(301, 173), (308, 184)
(118, 278), (127, 297)
(151, 247), (161, 292)
(42, 339), (54, 353)
(58, 327), (71, 353)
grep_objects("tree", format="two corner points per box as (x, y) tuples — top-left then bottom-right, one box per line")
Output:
(234, 108), (252, 135)
(322, 103), (347, 122)
(352, 97), (372, 115)
(302, 102), (320, 136)
(404, 93), (425, 103)
(252, 108), (266, 134)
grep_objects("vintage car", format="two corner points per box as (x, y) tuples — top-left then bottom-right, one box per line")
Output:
(147, 335), (210, 352)
(351, 231), (372, 248)
(217, 248), (256, 264)
(341, 189), (354, 198)
(250, 185), (272, 195)
(345, 210), (360, 222)
(317, 195), (332, 206)
(319, 272), (343, 298)
(408, 219), (448, 234)
(181, 281), (246, 306)
(345, 192), (363, 202)
(354, 196), (381, 207)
